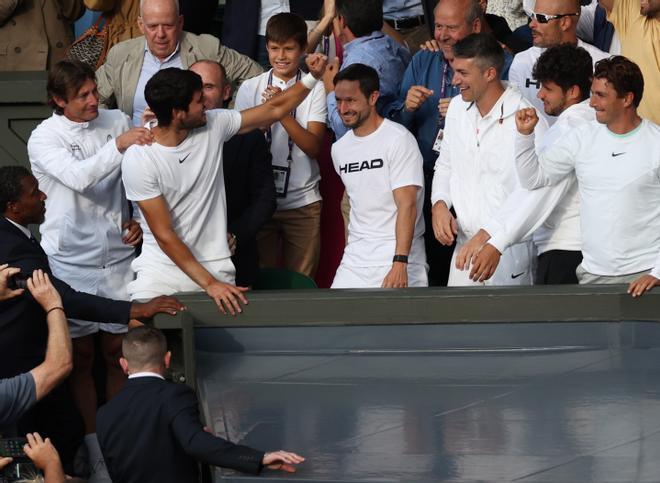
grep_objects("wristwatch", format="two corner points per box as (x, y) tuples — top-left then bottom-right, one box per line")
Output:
(392, 254), (408, 264)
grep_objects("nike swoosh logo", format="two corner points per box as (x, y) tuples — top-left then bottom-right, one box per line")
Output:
(611, 152), (625, 157)
(179, 153), (191, 164)
(511, 272), (525, 279)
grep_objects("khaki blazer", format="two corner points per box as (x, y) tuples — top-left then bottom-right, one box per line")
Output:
(96, 31), (263, 115)
(0, 0), (85, 71)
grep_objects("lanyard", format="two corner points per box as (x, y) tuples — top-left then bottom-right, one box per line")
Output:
(437, 61), (451, 129)
(322, 35), (330, 57)
(265, 69), (301, 163)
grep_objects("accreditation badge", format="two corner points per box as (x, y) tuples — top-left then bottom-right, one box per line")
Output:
(272, 164), (291, 198)
(432, 128), (444, 154)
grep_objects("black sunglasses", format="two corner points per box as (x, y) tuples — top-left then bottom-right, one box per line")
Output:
(526, 11), (580, 23)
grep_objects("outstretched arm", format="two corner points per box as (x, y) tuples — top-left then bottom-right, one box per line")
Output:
(137, 196), (248, 315)
(238, 54), (327, 134)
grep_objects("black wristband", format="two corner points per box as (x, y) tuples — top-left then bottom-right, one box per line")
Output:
(392, 254), (408, 264)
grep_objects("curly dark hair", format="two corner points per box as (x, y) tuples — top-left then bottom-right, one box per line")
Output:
(594, 56), (644, 107)
(145, 68), (203, 127)
(0, 165), (31, 213)
(533, 44), (593, 102)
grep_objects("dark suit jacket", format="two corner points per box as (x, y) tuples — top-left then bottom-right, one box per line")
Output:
(0, 217), (131, 378)
(222, 0), (324, 58)
(223, 130), (276, 287)
(97, 376), (264, 483)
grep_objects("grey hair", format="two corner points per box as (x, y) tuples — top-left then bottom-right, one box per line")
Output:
(140, 0), (180, 16)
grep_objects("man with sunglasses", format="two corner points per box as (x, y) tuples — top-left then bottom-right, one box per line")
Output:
(509, 0), (608, 125)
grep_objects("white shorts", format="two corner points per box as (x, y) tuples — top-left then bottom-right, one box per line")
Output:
(128, 255), (235, 300)
(331, 263), (428, 288)
(49, 257), (134, 338)
(448, 238), (535, 287)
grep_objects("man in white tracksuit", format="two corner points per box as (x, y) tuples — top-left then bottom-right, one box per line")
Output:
(459, 44), (596, 285)
(430, 33), (547, 286)
(514, 56), (660, 294)
(27, 60), (153, 480)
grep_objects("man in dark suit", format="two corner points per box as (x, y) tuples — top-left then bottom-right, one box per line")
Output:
(97, 326), (305, 482)
(0, 165), (185, 470)
(190, 60), (276, 287)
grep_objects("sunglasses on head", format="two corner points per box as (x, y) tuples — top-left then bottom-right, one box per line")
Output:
(525, 11), (580, 23)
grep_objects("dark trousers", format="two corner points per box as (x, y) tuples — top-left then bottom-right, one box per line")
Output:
(16, 382), (85, 475)
(535, 250), (583, 285)
(423, 170), (455, 286)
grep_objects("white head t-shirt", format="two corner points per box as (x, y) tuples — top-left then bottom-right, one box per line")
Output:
(332, 119), (426, 267)
(122, 109), (242, 266)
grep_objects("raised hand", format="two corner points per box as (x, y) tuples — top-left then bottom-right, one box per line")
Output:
(405, 86), (434, 113)
(419, 39), (441, 52)
(438, 97), (452, 118)
(27, 270), (62, 313)
(322, 56), (340, 92)
(515, 108), (539, 135)
(306, 52), (329, 80)
(0, 264), (24, 301)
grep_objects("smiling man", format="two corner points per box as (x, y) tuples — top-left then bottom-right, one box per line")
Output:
(514, 56), (660, 292)
(430, 33), (548, 286)
(95, 0), (263, 126)
(509, 0), (608, 125)
(330, 63), (427, 288)
(27, 59), (161, 479)
(121, 54), (327, 315)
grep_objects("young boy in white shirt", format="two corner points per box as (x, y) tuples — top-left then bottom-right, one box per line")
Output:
(235, 12), (327, 278)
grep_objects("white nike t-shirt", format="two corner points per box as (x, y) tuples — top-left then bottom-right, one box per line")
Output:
(122, 109), (242, 267)
(509, 40), (609, 125)
(332, 119), (426, 267)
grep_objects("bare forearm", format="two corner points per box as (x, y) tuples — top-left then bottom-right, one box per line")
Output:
(240, 83), (314, 133)
(279, 116), (324, 159)
(32, 311), (73, 400)
(394, 203), (416, 256)
(307, 16), (333, 53)
(155, 231), (216, 289)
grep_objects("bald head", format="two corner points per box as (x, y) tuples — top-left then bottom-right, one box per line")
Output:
(529, 0), (580, 48)
(138, 0), (183, 60)
(434, 0), (483, 57)
(190, 60), (231, 109)
(140, 0), (179, 16)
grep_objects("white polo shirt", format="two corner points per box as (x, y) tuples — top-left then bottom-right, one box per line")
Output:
(509, 40), (609, 125)
(515, 119), (660, 276)
(235, 69), (326, 211)
(28, 110), (134, 268)
(122, 109), (241, 267)
(332, 119), (426, 267)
